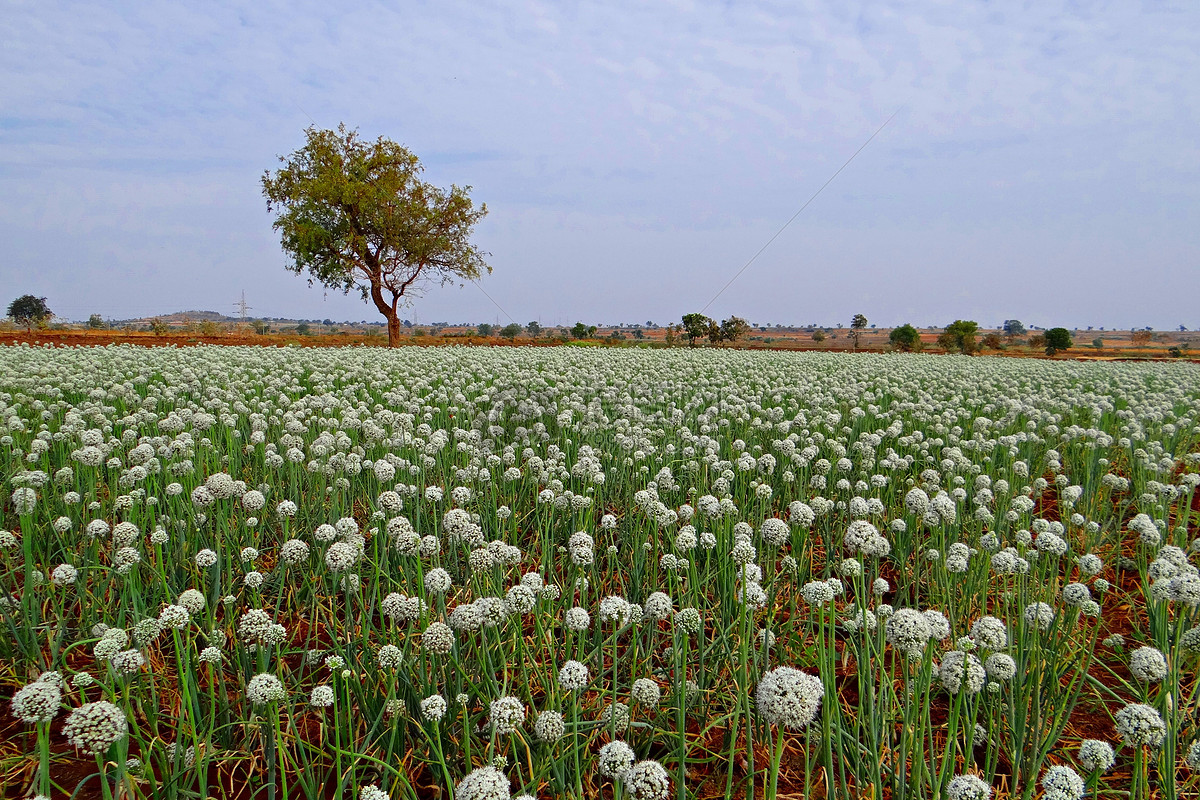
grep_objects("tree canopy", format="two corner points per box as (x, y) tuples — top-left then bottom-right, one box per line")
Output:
(889, 323), (921, 352)
(7, 295), (51, 331)
(680, 313), (710, 347)
(262, 124), (489, 346)
(937, 320), (979, 355)
(850, 313), (868, 350)
(1044, 327), (1073, 355)
(1002, 319), (1026, 340)
(719, 316), (750, 344)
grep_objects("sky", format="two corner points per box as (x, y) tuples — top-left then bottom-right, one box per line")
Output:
(1, 0), (1198, 330)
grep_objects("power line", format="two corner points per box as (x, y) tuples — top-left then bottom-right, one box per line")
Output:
(471, 279), (517, 326)
(700, 106), (904, 314)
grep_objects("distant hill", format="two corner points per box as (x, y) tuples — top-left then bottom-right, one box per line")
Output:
(157, 310), (237, 322)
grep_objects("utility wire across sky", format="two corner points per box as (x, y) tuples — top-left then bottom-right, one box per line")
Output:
(699, 106), (904, 315)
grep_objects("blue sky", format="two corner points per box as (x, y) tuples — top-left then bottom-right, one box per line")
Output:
(2, 0), (1197, 329)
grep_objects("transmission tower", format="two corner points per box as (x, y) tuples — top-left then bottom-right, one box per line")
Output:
(234, 291), (252, 323)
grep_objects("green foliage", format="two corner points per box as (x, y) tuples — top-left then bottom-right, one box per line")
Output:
(632, 329), (644, 340)
(680, 313), (712, 347)
(87, 313), (106, 330)
(811, 329), (826, 343)
(149, 318), (170, 336)
(1044, 327), (1072, 355)
(262, 124), (489, 345)
(295, 322), (311, 336)
(719, 316), (750, 344)
(888, 323), (921, 352)
(500, 322), (522, 339)
(850, 313), (868, 349)
(477, 323), (493, 337)
(7, 295), (51, 331)
(980, 333), (1004, 351)
(937, 320), (979, 354)
(526, 320), (542, 337)
(252, 319), (271, 335)
(1091, 337), (1104, 349)
(571, 322), (593, 339)
(1002, 319), (1025, 340)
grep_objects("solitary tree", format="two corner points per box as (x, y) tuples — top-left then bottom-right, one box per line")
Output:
(1002, 319), (1026, 342)
(937, 320), (979, 354)
(571, 322), (590, 340)
(811, 329), (826, 343)
(526, 321), (542, 337)
(850, 313), (868, 350)
(87, 314), (106, 330)
(500, 322), (522, 339)
(1044, 327), (1073, 355)
(262, 124), (489, 347)
(7, 295), (51, 331)
(1131, 329), (1153, 348)
(477, 322), (494, 337)
(888, 323), (921, 352)
(680, 313), (711, 347)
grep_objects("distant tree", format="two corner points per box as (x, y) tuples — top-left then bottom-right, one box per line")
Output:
(1028, 333), (1046, 350)
(526, 320), (542, 337)
(888, 324), (921, 352)
(1092, 337), (1104, 350)
(646, 320), (654, 327)
(477, 322), (494, 337)
(980, 333), (1004, 350)
(937, 320), (979, 354)
(664, 324), (677, 347)
(680, 313), (712, 347)
(608, 330), (626, 341)
(262, 124), (489, 347)
(720, 316), (750, 344)
(296, 322), (311, 336)
(200, 320), (220, 336)
(707, 319), (722, 345)
(632, 329), (644, 340)
(850, 313), (868, 350)
(150, 318), (170, 336)
(1002, 319), (1026, 342)
(1044, 327), (1072, 355)
(500, 322), (522, 339)
(252, 319), (270, 335)
(1131, 329), (1153, 347)
(571, 322), (590, 340)
(7, 295), (51, 332)
(811, 329), (826, 343)
(1180, 324), (1189, 332)
(87, 313), (106, 330)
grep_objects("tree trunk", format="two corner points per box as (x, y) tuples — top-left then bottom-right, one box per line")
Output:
(386, 312), (401, 347)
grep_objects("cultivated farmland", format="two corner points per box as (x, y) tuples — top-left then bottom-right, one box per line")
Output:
(1, 344), (1198, 800)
